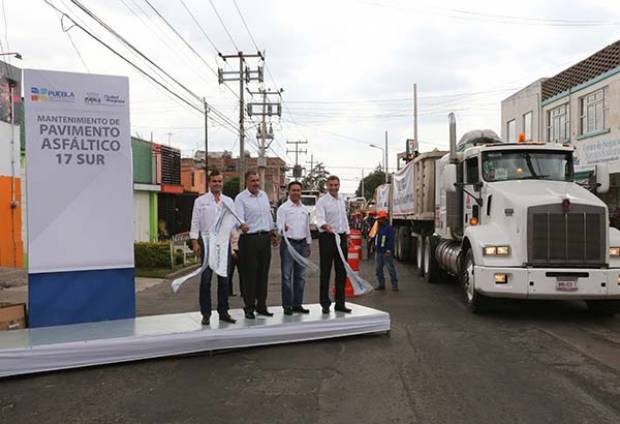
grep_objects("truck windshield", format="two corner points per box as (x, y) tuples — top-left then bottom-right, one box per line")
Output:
(301, 197), (316, 206)
(482, 150), (573, 182)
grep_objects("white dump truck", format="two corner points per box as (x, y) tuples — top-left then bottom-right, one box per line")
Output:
(389, 113), (620, 314)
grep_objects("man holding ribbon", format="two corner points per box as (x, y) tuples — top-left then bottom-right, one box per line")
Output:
(316, 175), (352, 314)
(277, 181), (313, 315)
(189, 169), (237, 326)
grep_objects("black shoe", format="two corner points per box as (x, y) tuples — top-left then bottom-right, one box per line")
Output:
(392, 286), (399, 292)
(292, 306), (310, 314)
(229, 292), (237, 297)
(219, 313), (237, 324)
(335, 306), (352, 313)
(322, 306), (330, 314)
(201, 315), (210, 326)
(375, 285), (386, 291)
(283, 307), (293, 315)
(244, 310), (255, 320)
(256, 309), (274, 317)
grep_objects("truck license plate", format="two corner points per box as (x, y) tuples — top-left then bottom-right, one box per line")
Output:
(556, 278), (578, 292)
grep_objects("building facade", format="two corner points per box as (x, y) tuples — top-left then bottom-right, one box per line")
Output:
(501, 39), (620, 210)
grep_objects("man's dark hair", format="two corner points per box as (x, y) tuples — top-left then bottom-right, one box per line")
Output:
(244, 170), (258, 181)
(326, 175), (340, 183)
(288, 181), (303, 191)
(208, 169), (222, 181)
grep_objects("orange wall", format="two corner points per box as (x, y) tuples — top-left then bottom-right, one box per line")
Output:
(0, 176), (23, 267)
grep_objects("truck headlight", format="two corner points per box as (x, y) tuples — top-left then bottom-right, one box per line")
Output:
(483, 245), (511, 256)
(609, 247), (620, 257)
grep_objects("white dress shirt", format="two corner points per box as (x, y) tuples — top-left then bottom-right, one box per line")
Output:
(234, 189), (275, 233)
(277, 199), (312, 244)
(189, 191), (234, 240)
(316, 193), (350, 234)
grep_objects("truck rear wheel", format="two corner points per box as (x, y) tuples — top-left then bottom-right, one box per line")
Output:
(398, 227), (411, 262)
(461, 249), (488, 313)
(394, 230), (402, 260)
(586, 300), (619, 316)
(416, 236), (424, 276)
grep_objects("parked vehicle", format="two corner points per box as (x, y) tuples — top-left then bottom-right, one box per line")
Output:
(387, 113), (620, 314)
(301, 191), (320, 238)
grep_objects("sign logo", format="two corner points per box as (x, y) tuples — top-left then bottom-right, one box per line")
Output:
(103, 93), (126, 106)
(84, 92), (101, 105)
(30, 86), (75, 103)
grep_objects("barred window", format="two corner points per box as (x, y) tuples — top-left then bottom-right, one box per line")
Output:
(523, 111), (533, 141)
(580, 88), (607, 135)
(507, 119), (516, 142)
(547, 103), (569, 143)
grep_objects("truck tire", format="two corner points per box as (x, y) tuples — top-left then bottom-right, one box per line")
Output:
(460, 249), (488, 313)
(398, 227), (411, 262)
(394, 229), (402, 261)
(416, 236), (425, 276)
(586, 300), (619, 316)
(423, 236), (441, 284)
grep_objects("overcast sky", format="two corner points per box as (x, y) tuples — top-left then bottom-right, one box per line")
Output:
(4, 0), (620, 192)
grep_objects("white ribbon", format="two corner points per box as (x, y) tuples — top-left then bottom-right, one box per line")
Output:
(334, 233), (373, 296)
(281, 234), (319, 273)
(171, 200), (244, 293)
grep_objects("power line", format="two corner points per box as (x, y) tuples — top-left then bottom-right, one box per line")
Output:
(64, 26), (90, 72)
(208, 0), (239, 51)
(178, 0), (222, 54)
(232, 0), (259, 52)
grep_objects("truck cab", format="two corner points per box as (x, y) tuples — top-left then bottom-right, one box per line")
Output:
(432, 114), (620, 313)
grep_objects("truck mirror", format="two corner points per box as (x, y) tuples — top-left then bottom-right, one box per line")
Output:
(596, 163), (610, 194)
(443, 164), (457, 192)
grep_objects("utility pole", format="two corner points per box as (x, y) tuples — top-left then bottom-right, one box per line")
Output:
(306, 154), (314, 177)
(287, 140), (308, 179)
(203, 97), (209, 189)
(384, 130), (389, 183)
(218, 51), (264, 190)
(361, 168), (365, 199)
(247, 87), (283, 191)
(413, 83), (418, 152)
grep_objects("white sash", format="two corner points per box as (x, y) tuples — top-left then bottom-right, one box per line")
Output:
(334, 233), (373, 296)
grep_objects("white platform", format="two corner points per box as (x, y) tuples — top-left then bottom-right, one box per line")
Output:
(0, 303), (390, 378)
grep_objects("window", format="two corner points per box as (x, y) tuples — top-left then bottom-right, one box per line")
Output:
(482, 150), (573, 182)
(580, 88), (607, 135)
(190, 172), (195, 186)
(547, 104), (569, 143)
(465, 157), (480, 185)
(523, 111), (533, 141)
(506, 120), (516, 142)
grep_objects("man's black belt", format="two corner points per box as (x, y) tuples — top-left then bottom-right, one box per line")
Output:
(287, 237), (306, 242)
(245, 231), (271, 236)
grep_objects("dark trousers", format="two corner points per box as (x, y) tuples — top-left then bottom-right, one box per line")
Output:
(227, 247), (243, 296)
(199, 237), (229, 317)
(239, 232), (271, 312)
(319, 232), (348, 308)
(280, 239), (308, 308)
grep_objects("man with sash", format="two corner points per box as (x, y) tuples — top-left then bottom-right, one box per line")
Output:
(189, 169), (237, 326)
(316, 175), (352, 314)
(277, 181), (312, 315)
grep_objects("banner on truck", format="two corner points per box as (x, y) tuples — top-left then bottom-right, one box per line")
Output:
(24, 69), (134, 327)
(392, 161), (415, 216)
(375, 184), (390, 212)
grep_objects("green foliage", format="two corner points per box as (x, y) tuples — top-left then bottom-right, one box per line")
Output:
(223, 176), (241, 198)
(134, 242), (172, 268)
(302, 162), (330, 193)
(356, 165), (386, 200)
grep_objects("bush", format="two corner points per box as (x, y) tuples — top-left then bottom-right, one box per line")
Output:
(134, 241), (172, 268)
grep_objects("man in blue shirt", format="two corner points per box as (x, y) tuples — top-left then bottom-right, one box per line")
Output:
(375, 211), (398, 291)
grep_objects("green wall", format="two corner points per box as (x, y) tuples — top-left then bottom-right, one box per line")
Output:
(132, 138), (153, 184)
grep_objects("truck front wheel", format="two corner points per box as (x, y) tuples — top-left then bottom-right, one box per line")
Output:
(416, 236), (424, 276)
(461, 249), (488, 313)
(423, 236), (441, 284)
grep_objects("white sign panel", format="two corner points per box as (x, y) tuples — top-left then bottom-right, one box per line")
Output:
(392, 161), (415, 216)
(375, 184), (390, 212)
(24, 69), (133, 273)
(574, 137), (620, 174)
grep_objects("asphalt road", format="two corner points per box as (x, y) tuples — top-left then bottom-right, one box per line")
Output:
(2, 241), (620, 424)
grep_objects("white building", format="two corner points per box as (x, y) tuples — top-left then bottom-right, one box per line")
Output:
(501, 40), (620, 211)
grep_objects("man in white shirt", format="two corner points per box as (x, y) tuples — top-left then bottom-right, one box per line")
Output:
(316, 175), (352, 314)
(277, 181), (312, 315)
(235, 170), (277, 320)
(189, 170), (237, 325)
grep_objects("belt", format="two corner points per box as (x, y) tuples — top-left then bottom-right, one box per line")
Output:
(246, 231), (270, 236)
(287, 237), (306, 243)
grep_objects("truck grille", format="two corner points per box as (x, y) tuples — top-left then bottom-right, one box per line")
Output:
(528, 204), (606, 267)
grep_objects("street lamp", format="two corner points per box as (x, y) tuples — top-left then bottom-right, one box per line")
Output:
(369, 143), (386, 177)
(0, 52), (22, 60)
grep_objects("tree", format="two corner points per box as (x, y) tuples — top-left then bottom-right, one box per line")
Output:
(223, 176), (240, 198)
(302, 162), (330, 193)
(356, 165), (385, 200)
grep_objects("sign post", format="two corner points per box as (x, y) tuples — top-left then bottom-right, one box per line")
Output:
(24, 69), (134, 327)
